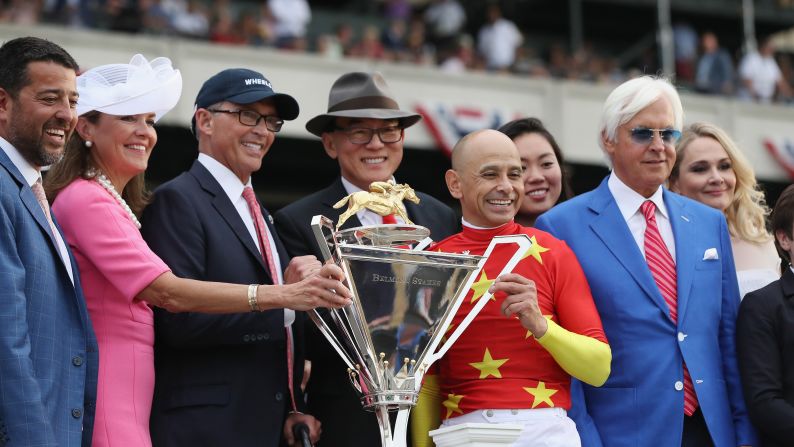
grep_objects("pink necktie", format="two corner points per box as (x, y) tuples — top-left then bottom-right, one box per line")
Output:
(641, 200), (698, 416)
(242, 186), (297, 412)
(31, 179), (58, 238)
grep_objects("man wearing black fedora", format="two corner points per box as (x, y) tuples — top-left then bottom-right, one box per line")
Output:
(274, 71), (459, 446)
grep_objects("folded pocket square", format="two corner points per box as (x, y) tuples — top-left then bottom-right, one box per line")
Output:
(702, 248), (719, 260)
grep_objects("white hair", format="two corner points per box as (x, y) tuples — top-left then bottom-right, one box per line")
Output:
(597, 76), (684, 158)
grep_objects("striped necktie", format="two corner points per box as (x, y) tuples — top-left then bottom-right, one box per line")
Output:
(641, 200), (698, 416)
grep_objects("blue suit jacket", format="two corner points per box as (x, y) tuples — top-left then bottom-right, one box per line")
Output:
(535, 177), (756, 447)
(142, 160), (304, 447)
(0, 149), (98, 447)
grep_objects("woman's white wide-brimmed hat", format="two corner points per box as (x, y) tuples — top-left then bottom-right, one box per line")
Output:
(76, 54), (182, 122)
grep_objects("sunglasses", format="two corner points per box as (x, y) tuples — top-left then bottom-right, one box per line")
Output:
(629, 127), (682, 145)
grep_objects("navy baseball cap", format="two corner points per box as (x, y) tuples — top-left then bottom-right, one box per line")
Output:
(191, 68), (299, 134)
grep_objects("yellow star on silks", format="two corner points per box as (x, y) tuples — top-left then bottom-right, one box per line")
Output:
(521, 235), (550, 264)
(469, 348), (509, 379)
(470, 271), (495, 303)
(523, 381), (558, 408)
(443, 393), (465, 419)
(525, 315), (554, 339)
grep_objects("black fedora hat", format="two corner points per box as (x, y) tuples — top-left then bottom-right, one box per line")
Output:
(305, 71), (421, 137)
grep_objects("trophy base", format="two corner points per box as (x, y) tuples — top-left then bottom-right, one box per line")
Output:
(430, 422), (523, 447)
(361, 390), (418, 411)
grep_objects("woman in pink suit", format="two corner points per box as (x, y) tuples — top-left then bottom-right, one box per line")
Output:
(44, 55), (350, 447)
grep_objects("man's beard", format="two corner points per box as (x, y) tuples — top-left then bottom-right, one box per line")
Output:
(7, 116), (68, 167)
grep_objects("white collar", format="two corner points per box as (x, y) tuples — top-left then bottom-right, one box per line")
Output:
(198, 153), (252, 202)
(461, 217), (511, 230)
(340, 175), (397, 195)
(0, 136), (41, 187)
(607, 172), (669, 221)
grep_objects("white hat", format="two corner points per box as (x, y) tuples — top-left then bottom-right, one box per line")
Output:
(76, 54), (182, 122)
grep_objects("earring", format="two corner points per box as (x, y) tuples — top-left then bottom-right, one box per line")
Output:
(85, 140), (93, 148)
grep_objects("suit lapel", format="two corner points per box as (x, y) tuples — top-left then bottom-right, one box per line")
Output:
(322, 178), (363, 229)
(588, 179), (673, 320)
(667, 191), (697, 323)
(190, 162), (272, 281)
(0, 152), (58, 246)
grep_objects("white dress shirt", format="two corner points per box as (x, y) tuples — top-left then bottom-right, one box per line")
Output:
(607, 173), (676, 262)
(198, 153), (294, 325)
(0, 136), (74, 283)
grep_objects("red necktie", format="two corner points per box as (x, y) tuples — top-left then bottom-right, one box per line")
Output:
(641, 200), (698, 416)
(242, 186), (298, 412)
(382, 213), (398, 224)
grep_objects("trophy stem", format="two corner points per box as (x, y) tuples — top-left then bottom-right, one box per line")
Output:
(375, 406), (412, 447)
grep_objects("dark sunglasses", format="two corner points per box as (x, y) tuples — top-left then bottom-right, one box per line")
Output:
(629, 127), (682, 145)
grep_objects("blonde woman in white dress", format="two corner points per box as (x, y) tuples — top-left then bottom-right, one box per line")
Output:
(669, 121), (779, 298)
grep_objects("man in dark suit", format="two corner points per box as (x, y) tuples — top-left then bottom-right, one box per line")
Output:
(274, 71), (459, 446)
(737, 184), (793, 447)
(535, 76), (755, 447)
(142, 68), (326, 446)
(0, 37), (98, 447)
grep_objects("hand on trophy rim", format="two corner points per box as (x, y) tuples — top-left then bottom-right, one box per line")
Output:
(276, 262), (352, 310)
(493, 273), (548, 339)
(284, 255), (323, 284)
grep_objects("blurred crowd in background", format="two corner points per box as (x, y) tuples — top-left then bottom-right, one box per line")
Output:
(3, 0), (794, 104)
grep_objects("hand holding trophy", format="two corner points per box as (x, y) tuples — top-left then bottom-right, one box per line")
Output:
(309, 182), (531, 447)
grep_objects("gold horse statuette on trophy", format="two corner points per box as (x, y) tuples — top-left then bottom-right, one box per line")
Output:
(333, 180), (420, 229)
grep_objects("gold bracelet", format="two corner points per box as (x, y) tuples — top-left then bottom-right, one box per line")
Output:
(248, 284), (260, 312)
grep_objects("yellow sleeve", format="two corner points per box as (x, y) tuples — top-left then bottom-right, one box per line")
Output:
(411, 374), (442, 447)
(535, 319), (611, 386)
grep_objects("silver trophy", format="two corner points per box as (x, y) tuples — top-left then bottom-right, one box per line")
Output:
(309, 209), (530, 447)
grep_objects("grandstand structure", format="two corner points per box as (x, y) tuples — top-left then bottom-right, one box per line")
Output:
(1, 0), (791, 210)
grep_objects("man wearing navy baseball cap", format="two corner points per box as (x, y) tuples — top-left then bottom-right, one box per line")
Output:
(142, 68), (323, 446)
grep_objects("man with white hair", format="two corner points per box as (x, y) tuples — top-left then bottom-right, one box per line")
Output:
(535, 76), (757, 447)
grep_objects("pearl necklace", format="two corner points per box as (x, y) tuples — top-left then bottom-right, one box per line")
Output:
(88, 169), (142, 229)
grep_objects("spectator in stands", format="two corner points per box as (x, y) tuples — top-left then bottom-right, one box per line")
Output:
(383, 0), (411, 21)
(350, 25), (385, 60)
(739, 36), (791, 103)
(669, 122), (779, 298)
(268, 0), (311, 50)
(438, 34), (475, 74)
(497, 117), (572, 226)
(694, 32), (735, 95)
(209, 9), (243, 45)
(736, 183), (794, 447)
(673, 21), (698, 83)
(381, 19), (407, 58)
(477, 3), (522, 72)
(423, 0), (465, 54)
(171, 0), (209, 39)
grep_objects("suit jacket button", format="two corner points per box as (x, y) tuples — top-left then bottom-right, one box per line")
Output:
(674, 381), (684, 391)
(256, 334), (264, 340)
(677, 332), (686, 342)
(72, 356), (83, 366)
(243, 334), (251, 342)
(263, 333), (270, 340)
(71, 408), (82, 419)
(275, 392), (284, 401)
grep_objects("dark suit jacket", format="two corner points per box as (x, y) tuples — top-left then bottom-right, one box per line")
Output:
(142, 161), (305, 447)
(0, 149), (98, 447)
(737, 266), (794, 446)
(274, 177), (459, 447)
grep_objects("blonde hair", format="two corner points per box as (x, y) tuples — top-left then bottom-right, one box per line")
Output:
(670, 122), (771, 243)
